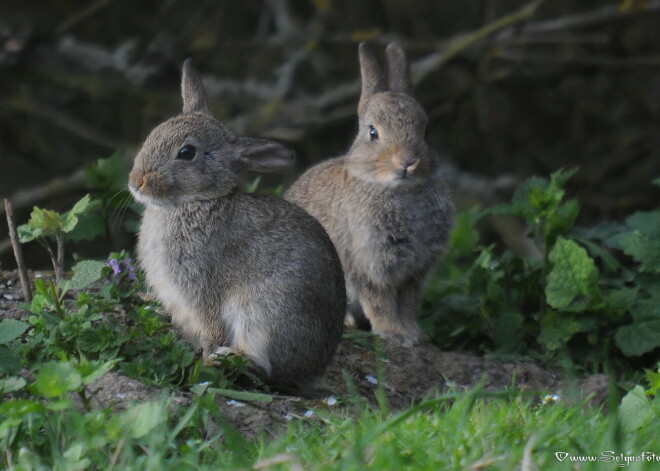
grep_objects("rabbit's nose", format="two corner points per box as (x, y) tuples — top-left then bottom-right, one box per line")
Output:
(128, 171), (147, 192)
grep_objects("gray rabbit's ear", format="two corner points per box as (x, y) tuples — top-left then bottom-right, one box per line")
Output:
(385, 42), (412, 95)
(235, 137), (295, 172)
(181, 59), (210, 114)
(358, 42), (385, 112)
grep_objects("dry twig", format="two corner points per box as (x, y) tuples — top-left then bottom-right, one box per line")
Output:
(4, 199), (32, 302)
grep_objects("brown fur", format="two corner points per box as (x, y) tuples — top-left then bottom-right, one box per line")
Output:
(130, 60), (345, 388)
(286, 43), (454, 346)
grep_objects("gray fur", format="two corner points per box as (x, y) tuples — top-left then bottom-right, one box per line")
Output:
(286, 43), (454, 346)
(129, 60), (345, 388)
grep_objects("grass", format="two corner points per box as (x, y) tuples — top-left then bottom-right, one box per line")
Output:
(4, 384), (659, 470)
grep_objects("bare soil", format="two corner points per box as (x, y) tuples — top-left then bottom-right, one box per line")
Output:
(1, 270), (609, 440)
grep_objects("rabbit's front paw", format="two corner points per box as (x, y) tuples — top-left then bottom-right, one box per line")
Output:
(372, 325), (421, 347)
(204, 346), (240, 365)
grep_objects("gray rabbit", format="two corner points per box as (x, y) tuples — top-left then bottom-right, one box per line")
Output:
(286, 43), (454, 346)
(129, 60), (345, 389)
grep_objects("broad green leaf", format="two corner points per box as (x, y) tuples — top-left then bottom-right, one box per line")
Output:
(538, 310), (580, 351)
(602, 287), (638, 317)
(0, 345), (22, 374)
(0, 319), (29, 344)
(16, 223), (42, 243)
(492, 311), (523, 353)
(84, 150), (129, 194)
(619, 385), (654, 432)
(78, 359), (120, 384)
(68, 260), (106, 290)
(61, 443), (91, 470)
(544, 198), (580, 245)
(546, 237), (600, 311)
(646, 368), (660, 396)
(18, 207), (63, 242)
(34, 361), (82, 397)
(0, 376), (26, 394)
(626, 209), (660, 238)
(119, 401), (167, 439)
(615, 299), (660, 356)
(447, 208), (481, 260)
(620, 230), (660, 273)
(62, 194), (99, 233)
(66, 212), (106, 242)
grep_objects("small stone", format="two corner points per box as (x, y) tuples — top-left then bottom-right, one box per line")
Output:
(304, 410), (314, 418)
(365, 374), (378, 385)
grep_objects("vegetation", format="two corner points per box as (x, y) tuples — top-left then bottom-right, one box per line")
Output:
(423, 170), (660, 374)
(1, 158), (658, 468)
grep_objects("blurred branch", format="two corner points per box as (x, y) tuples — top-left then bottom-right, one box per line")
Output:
(496, 51), (660, 68)
(412, 0), (545, 83)
(57, 0), (115, 34)
(497, 0), (660, 39)
(6, 99), (121, 149)
(0, 169), (85, 218)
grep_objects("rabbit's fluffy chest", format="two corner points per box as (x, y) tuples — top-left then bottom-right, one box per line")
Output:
(138, 208), (209, 346)
(349, 181), (449, 284)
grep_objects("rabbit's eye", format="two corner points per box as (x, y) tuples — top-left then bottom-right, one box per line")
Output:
(369, 125), (379, 141)
(176, 145), (196, 160)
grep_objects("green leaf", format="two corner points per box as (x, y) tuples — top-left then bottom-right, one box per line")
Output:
(66, 212), (106, 242)
(492, 311), (523, 353)
(626, 210), (660, 239)
(62, 195), (99, 233)
(84, 150), (129, 194)
(208, 387), (273, 403)
(0, 319), (29, 344)
(615, 299), (660, 356)
(0, 345), (22, 374)
(620, 230), (660, 273)
(544, 198), (580, 245)
(34, 361), (82, 397)
(19, 206), (63, 242)
(78, 359), (120, 384)
(68, 260), (106, 290)
(119, 401), (167, 438)
(602, 287), (638, 317)
(446, 208), (481, 260)
(538, 310), (580, 351)
(646, 367), (660, 397)
(619, 385), (654, 433)
(0, 376), (27, 394)
(546, 237), (600, 311)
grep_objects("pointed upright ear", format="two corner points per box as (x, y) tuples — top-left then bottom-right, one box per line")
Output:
(181, 59), (210, 114)
(235, 136), (295, 173)
(385, 42), (412, 95)
(358, 42), (385, 113)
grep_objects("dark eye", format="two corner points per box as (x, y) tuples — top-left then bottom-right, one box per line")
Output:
(369, 125), (379, 141)
(176, 145), (196, 160)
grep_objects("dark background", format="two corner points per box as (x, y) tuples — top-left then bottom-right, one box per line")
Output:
(1, 0), (659, 267)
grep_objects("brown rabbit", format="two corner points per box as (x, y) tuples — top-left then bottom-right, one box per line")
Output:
(286, 43), (454, 346)
(128, 60), (345, 389)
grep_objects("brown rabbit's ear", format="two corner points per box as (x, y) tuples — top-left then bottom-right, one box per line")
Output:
(181, 59), (210, 114)
(385, 42), (412, 95)
(235, 137), (295, 172)
(358, 42), (385, 112)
